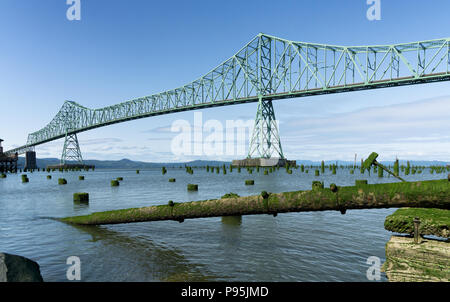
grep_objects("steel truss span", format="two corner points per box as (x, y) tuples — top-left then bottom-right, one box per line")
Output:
(6, 34), (450, 155)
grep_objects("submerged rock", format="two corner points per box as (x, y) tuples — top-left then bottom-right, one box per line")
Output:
(0, 253), (44, 282)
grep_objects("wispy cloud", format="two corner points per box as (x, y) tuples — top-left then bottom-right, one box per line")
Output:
(280, 96), (450, 160)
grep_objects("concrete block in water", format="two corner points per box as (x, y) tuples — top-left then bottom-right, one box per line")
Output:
(73, 192), (89, 203)
(221, 216), (242, 225)
(187, 184), (198, 191)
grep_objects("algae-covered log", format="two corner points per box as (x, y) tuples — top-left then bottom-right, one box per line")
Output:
(59, 179), (450, 226)
(384, 208), (449, 238)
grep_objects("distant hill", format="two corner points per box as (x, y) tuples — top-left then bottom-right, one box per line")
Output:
(16, 157), (229, 169)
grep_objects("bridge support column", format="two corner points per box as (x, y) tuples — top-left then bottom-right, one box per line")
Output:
(24, 151), (37, 170)
(247, 97), (284, 159)
(61, 132), (83, 165)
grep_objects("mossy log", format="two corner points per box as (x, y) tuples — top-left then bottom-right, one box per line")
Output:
(59, 179), (450, 226)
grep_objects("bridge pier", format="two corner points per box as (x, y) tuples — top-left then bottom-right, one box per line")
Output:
(234, 97), (295, 167)
(61, 131), (84, 165)
(24, 151), (37, 170)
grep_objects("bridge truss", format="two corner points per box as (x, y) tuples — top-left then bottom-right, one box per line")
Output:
(5, 34), (450, 160)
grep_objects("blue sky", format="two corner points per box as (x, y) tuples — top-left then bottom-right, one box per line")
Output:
(1, 0), (450, 162)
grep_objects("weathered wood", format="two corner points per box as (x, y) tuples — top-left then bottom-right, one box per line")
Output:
(59, 179), (450, 226)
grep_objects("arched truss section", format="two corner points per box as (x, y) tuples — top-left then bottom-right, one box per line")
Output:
(6, 34), (450, 155)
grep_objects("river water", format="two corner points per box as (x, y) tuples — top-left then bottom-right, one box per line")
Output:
(0, 166), (444, 281)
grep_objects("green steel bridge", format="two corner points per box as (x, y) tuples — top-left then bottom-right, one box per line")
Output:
(5, 33), (450, 164)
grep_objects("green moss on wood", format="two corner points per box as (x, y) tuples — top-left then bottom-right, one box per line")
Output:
(312, 181), (324, 190)
(187, 184), (198, 191)
(74, 192), (89, 203)
(221, 215), (242, 225)
(59, 179), (450, 226)
(355, 179), (368, 186)
(221, 192), (240, 199)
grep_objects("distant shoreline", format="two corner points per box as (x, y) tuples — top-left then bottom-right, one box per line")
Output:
(14, 157), (450, 170)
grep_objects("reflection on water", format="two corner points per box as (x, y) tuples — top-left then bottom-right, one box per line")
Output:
(0, 167), (445, 281)
(70, 224), (219, 282)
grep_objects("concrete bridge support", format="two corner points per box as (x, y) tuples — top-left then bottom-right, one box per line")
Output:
(24, 151), (37, 170)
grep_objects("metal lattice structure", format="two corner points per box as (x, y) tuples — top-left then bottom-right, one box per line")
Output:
(248, 98), (284, 159)
(5, 34), (450, 156)
(61, 132), (83, 165)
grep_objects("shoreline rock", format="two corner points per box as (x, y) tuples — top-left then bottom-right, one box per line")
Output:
(0, 253), (44, 282)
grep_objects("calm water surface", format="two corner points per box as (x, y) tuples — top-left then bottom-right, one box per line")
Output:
(0, 166), (444, 281)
